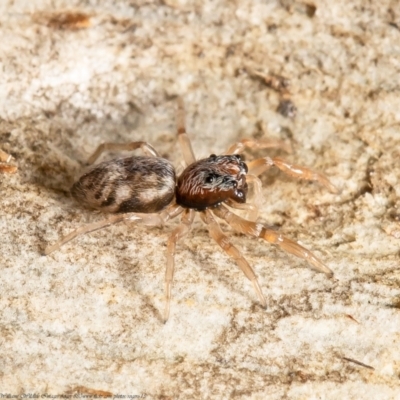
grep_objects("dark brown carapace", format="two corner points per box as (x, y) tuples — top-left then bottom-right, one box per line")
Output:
(176, 154), (248, 210)
(45, 99), (338, 322)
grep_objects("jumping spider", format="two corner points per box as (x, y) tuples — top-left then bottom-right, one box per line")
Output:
(45, 100), (338, 322)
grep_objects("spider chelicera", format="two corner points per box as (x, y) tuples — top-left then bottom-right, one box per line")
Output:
(45, 100), (337, 322)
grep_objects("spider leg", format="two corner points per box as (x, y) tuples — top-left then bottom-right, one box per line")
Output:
(247, 156), (338, 193)
(44, 204), (183, 255)
(164, 209), (195, 322)
(224, 138), (292, 155)
(87, 141), (160, 164)
(200, 209), (267, 307)
(213, 206), (333, 276)
(176, 98), (196, 165)
(225, 198), (259, 221)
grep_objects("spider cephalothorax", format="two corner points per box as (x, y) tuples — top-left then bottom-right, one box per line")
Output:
(45, 99), (338, 322)
(176, 154), (248, 210)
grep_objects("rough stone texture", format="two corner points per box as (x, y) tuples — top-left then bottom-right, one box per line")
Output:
(1, 0), (400, 398)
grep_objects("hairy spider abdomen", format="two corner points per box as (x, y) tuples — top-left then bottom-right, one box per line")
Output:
(71, 156), (176, 213)
(176, 154), (248, 210)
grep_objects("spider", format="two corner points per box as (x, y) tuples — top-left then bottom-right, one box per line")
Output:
(45, 100), (338, 322)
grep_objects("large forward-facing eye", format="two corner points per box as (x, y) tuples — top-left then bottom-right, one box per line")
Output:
(205, 173), (219, 185)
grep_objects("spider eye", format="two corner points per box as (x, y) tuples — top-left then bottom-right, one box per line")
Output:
(205, 173), (217, 184)
(222, 176), (236, 187)
(233, 188), (247, 203)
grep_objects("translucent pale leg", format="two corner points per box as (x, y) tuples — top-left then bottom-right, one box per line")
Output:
(164, 209), (195, 322)
(247, 156), (338, 193)
(44, 204), (183, 255)
(176, 97), (196, 165)
(200, 209), (267, 307)
(213, 206), (333, 276)
(224, 138), (292, 155)
(87, 141), (159, 164)
(247, 174), (262, 211)
(225, 199), (258, 220)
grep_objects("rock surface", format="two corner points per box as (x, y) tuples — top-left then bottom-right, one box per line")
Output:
(1, 0), (400, 398)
